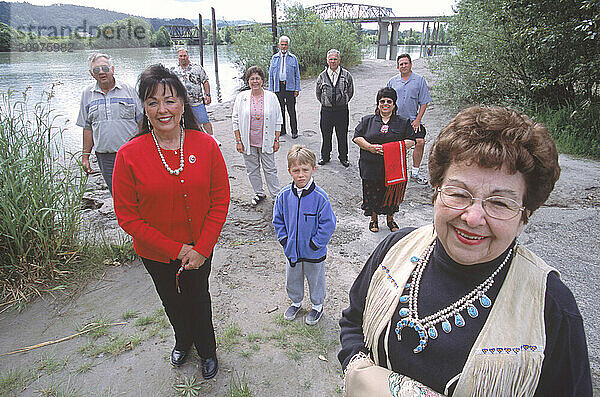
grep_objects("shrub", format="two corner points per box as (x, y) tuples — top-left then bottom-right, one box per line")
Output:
(228, 5), (366, 78)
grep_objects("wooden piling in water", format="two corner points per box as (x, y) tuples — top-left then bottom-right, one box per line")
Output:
(211, 7), (218, 74)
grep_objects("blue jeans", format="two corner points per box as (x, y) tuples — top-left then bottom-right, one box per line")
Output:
(96, 151), (117, 195)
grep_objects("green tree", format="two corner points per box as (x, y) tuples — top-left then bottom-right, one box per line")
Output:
(431, 0), (600, 157)
(151, 25), (172, 48)
(229, 25), (273, 75)
(0, 23), (12, 52)
(228, 5), (366, 78)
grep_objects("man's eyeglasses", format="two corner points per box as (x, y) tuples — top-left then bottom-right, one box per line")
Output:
(91, 65), (110, 74)
(437, 186), (525, 220)
(379, 99), (394, 104)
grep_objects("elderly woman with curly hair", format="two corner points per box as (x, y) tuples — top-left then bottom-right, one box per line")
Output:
(339, 106), (592, 396)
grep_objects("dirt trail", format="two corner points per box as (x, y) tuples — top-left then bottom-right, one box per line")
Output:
(1, 58), (599, 396)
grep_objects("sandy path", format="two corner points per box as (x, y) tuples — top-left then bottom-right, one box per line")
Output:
(1, 58), (598, 396)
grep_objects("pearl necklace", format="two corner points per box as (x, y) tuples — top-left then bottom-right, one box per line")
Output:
(395, 241), (514, 353)
(150, 127), (185, 175)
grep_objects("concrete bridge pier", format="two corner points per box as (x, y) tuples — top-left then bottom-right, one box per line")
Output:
(377, 21), (389, 59)
(389, 22), (400, 61)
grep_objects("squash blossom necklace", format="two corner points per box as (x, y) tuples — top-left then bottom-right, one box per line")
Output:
(395, 241), (514, 353)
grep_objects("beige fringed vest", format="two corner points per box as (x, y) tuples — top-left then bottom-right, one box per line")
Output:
(363, 225), (556, 396)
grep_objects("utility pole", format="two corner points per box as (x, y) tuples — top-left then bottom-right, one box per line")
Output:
(271, 0), (278, 54)
(211, 7), (218, 73)
(198, 13), (204, 67)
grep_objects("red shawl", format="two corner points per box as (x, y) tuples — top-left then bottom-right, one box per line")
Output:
(382, 140), (408, 206)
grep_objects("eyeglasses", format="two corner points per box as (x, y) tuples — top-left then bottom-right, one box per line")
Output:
(379, 99), (394, 104)
(91, 65), (110, 74)
(437, 186), (525, 220)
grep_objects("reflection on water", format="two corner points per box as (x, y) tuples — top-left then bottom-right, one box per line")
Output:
(0, 44), (452, 152)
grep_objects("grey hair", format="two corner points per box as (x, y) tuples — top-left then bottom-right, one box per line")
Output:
(88, 53), (111, 68)
(279, 35), (290, 45)
(327, 49), (340, 59)
(177, 47), (188, 54)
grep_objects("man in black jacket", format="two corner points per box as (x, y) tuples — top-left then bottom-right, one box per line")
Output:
(316, 49), (354, 167)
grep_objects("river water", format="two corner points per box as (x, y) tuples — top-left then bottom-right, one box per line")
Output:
(0, 44), (446, 152)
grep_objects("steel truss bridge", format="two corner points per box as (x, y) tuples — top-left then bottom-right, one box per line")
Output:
(164, 25), (200, 41)
(307, 3), (394, 22)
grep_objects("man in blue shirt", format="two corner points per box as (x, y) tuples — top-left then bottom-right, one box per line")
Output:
(269, 36), (301, 138)
(387, 54), (431, 185)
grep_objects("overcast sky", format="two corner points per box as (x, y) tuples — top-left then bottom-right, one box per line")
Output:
(7, 0), (456, 22)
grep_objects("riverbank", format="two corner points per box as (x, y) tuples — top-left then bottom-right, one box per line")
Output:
(1, 58), (598, 396)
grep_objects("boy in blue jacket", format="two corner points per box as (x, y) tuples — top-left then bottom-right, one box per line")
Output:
(273, 145), (336, 325)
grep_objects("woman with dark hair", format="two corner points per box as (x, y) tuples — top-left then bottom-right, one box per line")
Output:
(232, 65), (282, 206)
(113, 64), (230, 380)
(353, 87), (416, 233)
(340, 106), (592, 396)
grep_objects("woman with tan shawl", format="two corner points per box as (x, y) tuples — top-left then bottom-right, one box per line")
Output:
(339, 106), (592, 396)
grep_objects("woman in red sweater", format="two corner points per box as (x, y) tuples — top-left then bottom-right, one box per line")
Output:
(113, 64), (230, 379)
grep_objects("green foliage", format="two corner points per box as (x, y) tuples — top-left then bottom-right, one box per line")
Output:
(151, 26), (172, 48)
(224, 372), (253, 397)
(530, 101), (600, 159)
(280, 5), (365, 76)
(92, 17), (152, 49)
(433, 0), (600, 106)
(0, 88), (87, 305)
(431, 0), (600, 157)
(229, 25), (273, 76)
(229, 5), (366, 77)
(174, 376), (205, 397)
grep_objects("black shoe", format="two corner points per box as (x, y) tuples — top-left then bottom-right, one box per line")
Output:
(340, 160), (350, 167)
(170, 348), (188, 367)
(201, 356), (219, 379)
(280, 131), (287, 136)
(318, 158), (329, 165)
(292, 132), (298, 139)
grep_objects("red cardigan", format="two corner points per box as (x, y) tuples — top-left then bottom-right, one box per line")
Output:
(113, 130), (230, 263)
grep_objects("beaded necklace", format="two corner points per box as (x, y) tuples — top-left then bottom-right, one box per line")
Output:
(395, 241), (514, 353)
(151, 126), (185, 175)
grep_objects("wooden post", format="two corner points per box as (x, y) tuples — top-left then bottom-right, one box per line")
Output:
(198, 13), (204, 67)
(271, 0), (278, 54)
(211, 7), (218, 74)
(419, 22), (425, 57)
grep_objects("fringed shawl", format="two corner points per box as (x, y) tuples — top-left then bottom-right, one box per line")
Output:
(362, 225), (436, 364)
(361, 226), (557, 396)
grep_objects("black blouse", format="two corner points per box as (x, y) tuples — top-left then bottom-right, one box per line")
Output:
(353, 114), (416, 180)
(339, 228), (593, 396)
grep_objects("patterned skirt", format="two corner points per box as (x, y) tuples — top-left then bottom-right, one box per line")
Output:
(361, 178), (401, 216)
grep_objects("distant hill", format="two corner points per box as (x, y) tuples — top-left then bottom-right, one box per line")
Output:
(0, 1), (251, 35)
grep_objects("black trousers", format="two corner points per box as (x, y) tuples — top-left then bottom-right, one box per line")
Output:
(276, 82), (298, 135)
(320, 107), (349, 162)
(142, 254), (216, 358)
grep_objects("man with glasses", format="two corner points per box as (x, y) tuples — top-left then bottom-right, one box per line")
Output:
(77, 52), (142, 195)
(387, 53), (431, 185)
(316, 49), (354, 167)
(269, 35), (301, 138)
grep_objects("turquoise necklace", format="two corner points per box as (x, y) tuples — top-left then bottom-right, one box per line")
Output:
(395, 241), (514, 353)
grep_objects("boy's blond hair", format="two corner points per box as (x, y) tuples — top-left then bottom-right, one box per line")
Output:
(287, 144), (316, 168)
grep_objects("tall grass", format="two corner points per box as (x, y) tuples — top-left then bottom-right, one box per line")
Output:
(530, 101), (600, 160)
(0, 89), (87, 306)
